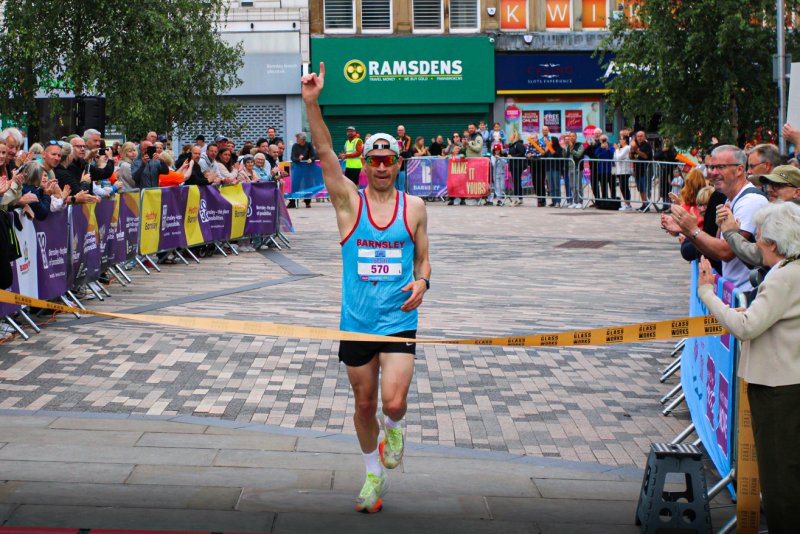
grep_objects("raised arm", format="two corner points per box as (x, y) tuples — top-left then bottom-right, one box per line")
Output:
(302, 63), (358, 214)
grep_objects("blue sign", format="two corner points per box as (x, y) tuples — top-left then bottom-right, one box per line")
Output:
(495, 53), (613, 92)
(680, 261), (743, 497)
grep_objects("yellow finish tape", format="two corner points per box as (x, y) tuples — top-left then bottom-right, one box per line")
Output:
(736, 379), (761, 533)
(0, 289), (726, 346)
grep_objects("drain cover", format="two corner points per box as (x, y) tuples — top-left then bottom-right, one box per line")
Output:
(556, 239), (611, 249)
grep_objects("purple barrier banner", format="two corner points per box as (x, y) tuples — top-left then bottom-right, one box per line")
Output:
(0, 276), (20, 316)
(69, 205), (102, 288)
(94, 199), (117, 271)
(242, 182), (278, 236)
(159, 187), (189, 250)
(406, 157), (448, 198)
(198, 186), (233, 243)
(35, 210), (70, 301)
(119, 192), (140, 260)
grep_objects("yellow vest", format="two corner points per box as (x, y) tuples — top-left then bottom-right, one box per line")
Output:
(344, 138), (363, 169)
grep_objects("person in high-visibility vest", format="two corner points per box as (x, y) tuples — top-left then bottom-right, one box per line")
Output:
(339, 126), (363, 186)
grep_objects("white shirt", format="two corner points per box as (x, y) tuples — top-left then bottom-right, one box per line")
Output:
(721, 183), (769, 290)
(613, 145), (631, 175)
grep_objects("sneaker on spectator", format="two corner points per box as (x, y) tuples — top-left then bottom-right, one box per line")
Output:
(1, 322), (17, 335)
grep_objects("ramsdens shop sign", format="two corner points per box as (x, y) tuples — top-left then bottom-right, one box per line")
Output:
(313, 37), (494, 105)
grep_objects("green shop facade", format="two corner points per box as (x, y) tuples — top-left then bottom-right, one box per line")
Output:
(310, 36), (495, 151)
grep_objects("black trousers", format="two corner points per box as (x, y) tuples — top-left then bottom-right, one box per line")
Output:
(344, 167), (361, 187)
(748, 382), (800, 534)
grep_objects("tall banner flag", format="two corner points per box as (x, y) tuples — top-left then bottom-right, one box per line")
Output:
(446, 158), (490, 198)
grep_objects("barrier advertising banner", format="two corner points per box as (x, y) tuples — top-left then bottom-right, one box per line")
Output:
(446, 158), (490, 198)
(13, 213), (38, 298)
(69, 204), (102, 287)
(406, 158), (449, 198)
(680, 261), (740, 496)
(242, 182), (279, 236)
(35, 209), (70, 301)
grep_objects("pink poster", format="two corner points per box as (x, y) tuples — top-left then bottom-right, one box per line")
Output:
(565, 110), (583, 132)
(521, 110), (539, 131)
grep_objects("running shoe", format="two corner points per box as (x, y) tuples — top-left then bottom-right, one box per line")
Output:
(355, 471), (388, 513)
(379, 425), (405, 469)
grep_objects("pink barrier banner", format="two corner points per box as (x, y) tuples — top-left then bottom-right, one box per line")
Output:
(446, 158), (490, 198)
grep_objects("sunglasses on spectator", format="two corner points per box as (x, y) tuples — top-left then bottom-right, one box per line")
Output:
(47, 140), (60, 146)
(365, 155), (398, 167)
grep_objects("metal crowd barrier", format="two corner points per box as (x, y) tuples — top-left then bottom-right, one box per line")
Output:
(581, 158), (687, 212)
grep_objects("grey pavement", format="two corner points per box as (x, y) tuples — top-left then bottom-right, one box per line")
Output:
(0, 202), (736, 530)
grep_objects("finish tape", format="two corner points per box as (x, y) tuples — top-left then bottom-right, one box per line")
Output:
(0, 289), (726, 347)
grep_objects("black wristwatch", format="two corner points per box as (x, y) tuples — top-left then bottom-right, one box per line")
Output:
(419, 277), (430, 290)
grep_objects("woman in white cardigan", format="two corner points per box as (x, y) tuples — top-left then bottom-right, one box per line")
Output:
(698, 201), (800, 533)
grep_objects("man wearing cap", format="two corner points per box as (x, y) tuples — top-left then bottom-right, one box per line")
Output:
(301, 63), (431, 515)
(716, 165), (800, 267)
(339, 126), (363, 187)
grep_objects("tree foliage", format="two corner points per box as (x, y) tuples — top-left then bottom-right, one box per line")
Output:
(0, 0), (244, 139)
(598, 0), (800, 146)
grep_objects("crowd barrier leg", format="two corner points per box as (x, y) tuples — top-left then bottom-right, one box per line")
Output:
(135, 256), (152, 275)
(182, 248), (200, 264)
(87, 283), (105, 302)
(60, 295), (81, 318)
(213, 242), (228, 257)
(276, 231), (291, 248)
(660, 358), (681, 382)
(3, 315), (29, 340)
(172, 249), (190, 266)
(265, 235), (282, 250)
(96, 280), (112, 297)
(662, 392), (685, 416)
(66, 290), (87, 311)
(109, 267), (128, 286)
(143, 254), (161, 272)
(669, 338), (686, 358)
(718, 515), (736, 533)
(17, 308), (40, 333)
(669, 423), (695, 445)
(225, 241), (239, 256)
(115, 265), (133, 284)
(660, 382), (683, 405)
(707, 469), (735, 501)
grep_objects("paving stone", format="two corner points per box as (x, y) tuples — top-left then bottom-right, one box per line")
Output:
(0, 415), (58, 427)
(127, 464), (332, 490)
(0, 443), (217, 466)
(0, 481), (241, 510)
(272, 512), (539, 534)
(0, 428), (142, 447)
(538, 522), (640, 534)
(215, 449), (363, 471)
(49, 416), (208, 433)
(486, 496), (635, 524)
(0, 460), (133, 484)
(136, 431), (297, 451)
(532, 478), (642, 501)
(4, 505), (274, 531)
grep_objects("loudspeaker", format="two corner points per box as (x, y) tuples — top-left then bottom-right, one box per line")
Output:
(76, 96), (106, 137)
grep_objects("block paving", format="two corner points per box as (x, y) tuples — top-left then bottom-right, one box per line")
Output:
(0, 202), (695, 469)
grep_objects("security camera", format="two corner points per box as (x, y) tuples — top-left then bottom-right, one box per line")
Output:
(488, 36), (495, 44)
(487, 7), (496, 16)
(523, 34), (533, 44)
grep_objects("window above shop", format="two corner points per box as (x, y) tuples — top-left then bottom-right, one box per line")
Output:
(450, 0), (479, 32)
(362, 0), (392, 33)
(324, 0), (355, 33)
(412, 0), (443, 33)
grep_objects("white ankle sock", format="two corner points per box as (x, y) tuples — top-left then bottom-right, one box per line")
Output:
(384, 416), (402, 430)
(363, 449), (382, 476)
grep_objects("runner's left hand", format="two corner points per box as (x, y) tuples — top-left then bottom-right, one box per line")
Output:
(400, 279), (427, 312)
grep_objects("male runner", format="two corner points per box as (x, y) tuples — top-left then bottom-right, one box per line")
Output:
(301, 64), (431, 513)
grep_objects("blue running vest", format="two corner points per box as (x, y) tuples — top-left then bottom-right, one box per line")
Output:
(340, 189), (417, 335)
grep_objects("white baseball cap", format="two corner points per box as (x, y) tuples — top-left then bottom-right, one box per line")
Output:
(364, 133), (400, 156)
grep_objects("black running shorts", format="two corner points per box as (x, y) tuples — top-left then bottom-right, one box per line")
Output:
(338, 330), (417, 367)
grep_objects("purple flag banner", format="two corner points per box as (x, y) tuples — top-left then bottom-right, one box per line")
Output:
(119, 192), (140, 260)
(35, 210), (70, 301)
(242, 182), (278, 236)
(68, 205), (102, 288)
(158, 187), (189, 251)
(94, 199), (117, 271)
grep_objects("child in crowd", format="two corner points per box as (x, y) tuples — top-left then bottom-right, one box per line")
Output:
(488, 143), (507, 206)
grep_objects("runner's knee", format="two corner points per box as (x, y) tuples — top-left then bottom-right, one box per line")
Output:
(354, 398), (378, 421)
(382, 399), (406, 420)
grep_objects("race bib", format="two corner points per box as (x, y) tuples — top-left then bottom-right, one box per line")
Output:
(358, 248), (402, 281)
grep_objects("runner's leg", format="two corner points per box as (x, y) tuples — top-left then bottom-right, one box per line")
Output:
(379, 352), (415, 421)
(346, 357), (381, 453)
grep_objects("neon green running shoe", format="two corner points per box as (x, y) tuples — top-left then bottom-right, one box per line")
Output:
(355, 471), (387, 513)
(379, 425), (404, 469)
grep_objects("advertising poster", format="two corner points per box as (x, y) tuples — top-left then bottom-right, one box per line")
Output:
(543, 110), (562, 133)
(565, 110), (583, 132)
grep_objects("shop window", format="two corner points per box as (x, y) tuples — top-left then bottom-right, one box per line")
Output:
(582, 0), (608, 29)
(450, 0), (479, 32)
(499, 0), (528, 31)
(412, 0), (443, 33)
(324, 0), (355, 33)
(545, 0), (572, 30)
(362, 0), (392, 32)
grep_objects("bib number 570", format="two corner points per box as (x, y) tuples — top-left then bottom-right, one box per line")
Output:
(371, 264), (390, 274)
